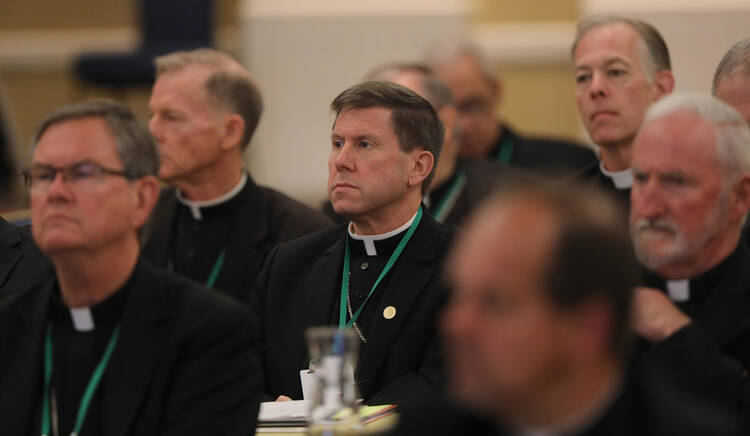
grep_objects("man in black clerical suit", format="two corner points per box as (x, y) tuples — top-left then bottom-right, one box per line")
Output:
(629, 93), (750, 415)
(251, 81), (453, 406)
(0, 217), (52, 297)
(144, 48), (332, 301)
(0, 100), (260, 435)
(428, 41), (596, 175)
(390, 179), (739, 436)
(571, 16), (674, 210)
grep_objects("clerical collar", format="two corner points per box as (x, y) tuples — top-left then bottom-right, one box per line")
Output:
(348, 210), (418, 256)
(641, 245), (739, 308)
(599, 161), (633, 190)
(176, 170), (248, 220)
(50, 270), (133, 333)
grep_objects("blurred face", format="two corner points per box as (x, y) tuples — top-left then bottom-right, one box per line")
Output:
(149, 65), (226, 182)
(443, 200), (577, 416)
(328, 107), (418, 220)
(715, 73), (750, 125)
(30, 117), (145, 255)
(574, 23), (665, 149)
(630, 112), (729, 273)
(434, 54), (499, 158)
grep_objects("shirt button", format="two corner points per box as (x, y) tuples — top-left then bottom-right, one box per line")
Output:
(361, 262), (369, 270)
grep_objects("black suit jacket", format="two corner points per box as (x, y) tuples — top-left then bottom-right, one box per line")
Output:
(0, 218), (53, 297)
(638, 244), (750, 415)
(390, 365), (740, 436)
(250, 212), (454, 405)
(492, 124), (597, 176)
(143, 175), (332, 301)
(0, 259), (261, 436)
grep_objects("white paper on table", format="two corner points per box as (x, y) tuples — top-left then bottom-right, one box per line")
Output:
(258, 400), (311, 422)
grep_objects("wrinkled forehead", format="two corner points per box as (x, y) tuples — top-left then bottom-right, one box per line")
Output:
(33, 116), (120, 165)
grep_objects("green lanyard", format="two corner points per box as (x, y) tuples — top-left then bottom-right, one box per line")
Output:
(431, 170), (467, 223)
(338, 207), (423, 329)
(496, 136), (515, 164)
(41, 324), (121, 436)
(205, 250), (226, 288)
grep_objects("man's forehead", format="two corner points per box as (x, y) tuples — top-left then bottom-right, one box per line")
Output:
(333, 106), (393, 130)
(34, 117), (118, 162)
(634, 112), (718, 163)
(575, 22), (643, 63)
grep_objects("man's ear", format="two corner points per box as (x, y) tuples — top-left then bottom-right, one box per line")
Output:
(652, 70), (675, 98)
(729, 174), (750, 223)
(408, 149), (434, 188)
(221, 114), (246, 152)
(131, 175), (160, 229)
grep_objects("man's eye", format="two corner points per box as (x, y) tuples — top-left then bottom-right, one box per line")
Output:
(633, 172), (648, 184)
(608, 69), (625, 77)
(359, 141), (372, 148)
(34, 170), (56, 182)
(575, 73), (590, 84)
(69, 163), (100, 180)
(332, 140), (343, 148)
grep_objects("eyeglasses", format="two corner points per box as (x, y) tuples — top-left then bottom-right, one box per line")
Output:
(22, 161), (135, 191)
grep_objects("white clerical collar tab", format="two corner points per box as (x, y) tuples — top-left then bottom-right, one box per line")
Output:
(666, 280), (690, 302)
(70, 307), (95, 332)
(176, 170), (248, 220)
(599, 161), (633, 190)
(348, 210), (418, 257)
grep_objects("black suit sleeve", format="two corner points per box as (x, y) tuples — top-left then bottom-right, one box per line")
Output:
(161, 301), (262, 435)
(248, 244), (280, 402)
(647, 322), (750, 413)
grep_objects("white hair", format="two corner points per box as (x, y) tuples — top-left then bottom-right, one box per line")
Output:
(642, 92), (750, 183)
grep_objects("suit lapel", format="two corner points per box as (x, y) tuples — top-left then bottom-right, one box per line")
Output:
(304, 233), (346, 329)
(142, 189), (178, 267)
(355, 215), (441, 395)
(0, 219), (23, 288)
(0, 280), (52, 434)
(216, 177), (268, 299)
(693, 246), (750, 344)
(101, 261), (172, 436)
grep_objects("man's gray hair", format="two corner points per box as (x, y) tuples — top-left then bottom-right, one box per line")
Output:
(571, 16), (671, 80)
(364, 63), (455, 110)
(643, 92), (750, 183)
(712, 38), (750, 95)
(154, 48), (263, 150)
(31, 99), (159, 178)
(425, 39), (496, 85)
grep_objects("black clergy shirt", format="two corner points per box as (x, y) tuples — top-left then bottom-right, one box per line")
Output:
(44, 268), (133, 436)
(339, 229), (405, 342)
(169, 181), (248, 286)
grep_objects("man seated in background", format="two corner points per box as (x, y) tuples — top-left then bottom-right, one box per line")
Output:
(392, 179), (739, 435)
(251, 81), (454, 406)
(428, 41), (596, 174)
(630, 93), (750, 414)
(713, 38), (750, 124)
(145, 48), (331, 301)
(571, 16), (674, 208)
(0, 100), (261, 435)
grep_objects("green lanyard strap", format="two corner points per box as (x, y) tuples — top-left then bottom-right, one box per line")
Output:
(339, 207), (423, 329)
(41, 324), (121, 436)
(432, 170), (467, 223)
(496, 136), (515, 164)
(205, 250), (226, 288)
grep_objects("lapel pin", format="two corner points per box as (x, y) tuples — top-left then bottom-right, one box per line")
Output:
(383, 306), (397, 320)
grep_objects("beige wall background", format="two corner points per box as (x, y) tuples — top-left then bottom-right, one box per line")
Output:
(2, 0), (747, 207)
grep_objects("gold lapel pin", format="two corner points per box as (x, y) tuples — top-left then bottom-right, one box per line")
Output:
(383, 306), (397, 320)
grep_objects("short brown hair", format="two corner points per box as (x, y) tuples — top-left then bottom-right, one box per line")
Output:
(330, 81), (445, 193)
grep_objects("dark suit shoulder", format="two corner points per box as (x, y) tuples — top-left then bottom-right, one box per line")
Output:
(0, 218), (53, 296)
(256, 184), (334, 242)
(501, 124), (597, 174)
